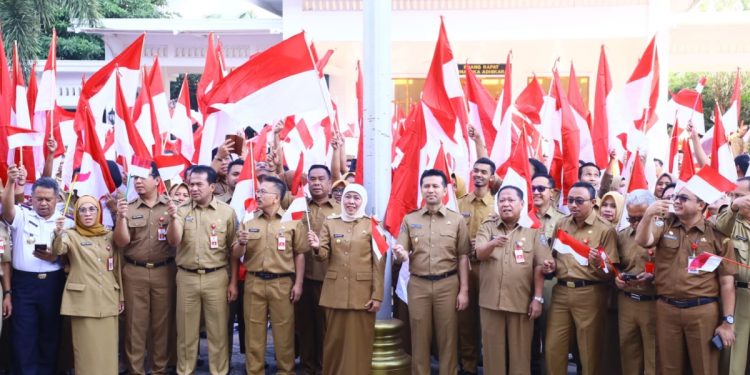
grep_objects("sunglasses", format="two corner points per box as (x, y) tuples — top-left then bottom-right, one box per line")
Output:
(567, 197), (590, 206)
(532, 185), (550, 193)
(627, 216), (643, 224)
(673, 195), (693, 203)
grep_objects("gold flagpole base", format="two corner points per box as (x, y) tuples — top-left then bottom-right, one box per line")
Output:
(371, 319), (411, 375)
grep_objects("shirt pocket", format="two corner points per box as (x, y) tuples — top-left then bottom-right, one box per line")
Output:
(128, 218), (147, 228)
(325, 270), (338, 280)
(659, 236), (680, 255)
(66, 283), (86, 292)
(735, 241), (749, 263)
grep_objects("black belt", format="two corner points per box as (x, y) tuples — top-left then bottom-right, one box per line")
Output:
(178, 265), (225, 274)
(124, 256), (174, 269)
(12, 269), (63, 280)
(413, 270), (457, 281)
(247, 271), (294, 280)
(557, 279), (601, 288)
(622, 291), (656, 302)
(659, 296), (718, 309)
(736, 281), (750, 289)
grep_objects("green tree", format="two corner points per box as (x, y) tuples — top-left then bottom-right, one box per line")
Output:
(668, 71), (750, 131)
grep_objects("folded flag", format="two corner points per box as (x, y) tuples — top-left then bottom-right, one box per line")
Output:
(552, 229), (590, 266)
(371, 217), (389, 261)
(688, 252), (722, 273)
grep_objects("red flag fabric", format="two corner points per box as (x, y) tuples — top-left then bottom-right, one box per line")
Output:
(197, 33), (225, 117)
(552, 69), (581, 201)
(710, 103), (737, 182)
(592, 45), (612, 169)
(230, 143), (258, 222)
(75, 102), (118, 200)
(371, 218), (389, 261)
(679, 138), (695, 183)
(498, 125), (541, 229)
(722, 68), (742, 134)
(552, 229), (590, 266)
(384, 103), (427, 237)
(668, 119), (681, 175)
(626, 151), (648, 192)
(464, 64), (497, 153)
(291, 152), (305, 197)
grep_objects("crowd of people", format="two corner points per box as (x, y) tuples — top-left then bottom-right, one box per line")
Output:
(0, 116), (748, 375)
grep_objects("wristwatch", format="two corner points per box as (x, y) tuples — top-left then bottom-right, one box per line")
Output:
(3, 290), (11, 297)
(533, 296), (544, 304)
(723, 315), (735, 324)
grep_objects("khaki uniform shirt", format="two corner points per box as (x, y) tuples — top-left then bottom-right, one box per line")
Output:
(540, 205), (566, 245)
(617, 227), (656, 296)
(457, 191), (495, 239)
(123, 195), (175, 263)
(644, 215), (736, 299)
(713, 209), (750, 282)
(397, 206), (471, 276)
(173, 198), (237, 269)
(214, 190), (233, 204)
(475, 219), (551, 313)
(53, 230), (122, 318)
(315, 216), (385, 309)
(241, 209), (307, 274)
(552, 210), (619, 281)
(300, 198), (340, 281)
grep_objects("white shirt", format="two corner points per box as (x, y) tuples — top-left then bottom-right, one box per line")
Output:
(10, 205), (71, 273)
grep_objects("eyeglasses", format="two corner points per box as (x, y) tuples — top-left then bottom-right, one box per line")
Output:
(532, 185), (550, 193)
(256, 189), (278, 196)
(77, 207), (98, 214)
(627, 216), (643, 224)
(567, 197), (589, 206)
(498, 198), (519, 204)
(673, 195), (693, 203)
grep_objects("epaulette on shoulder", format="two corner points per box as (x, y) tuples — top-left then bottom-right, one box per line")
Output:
(481, 216), (498, 225)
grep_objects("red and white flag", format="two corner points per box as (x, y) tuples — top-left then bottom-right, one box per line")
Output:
(153, 154), (188, 181)
(568, 63), (595, 164)
(421, 18), (470, 181)
(146, 57), (172, 136)
(113, 72), (151, 173)
(498, 124), (541, 229)
(592, 45), (613, 169)
(619, 36), (659, 152)
(665, 76), (706, 135)
(722, 68), (741, 134)
(688, 252), (723, 273)
(199, 32), (330, 165)
(553, 229), (590, 266)
(170, 75), (196, 162)
(371, 218), (389, 261)
(684, 165), (737, 205)
(710, 103), (737, 182)
(668, 119), (682, 175)
(10, 42), (38, 182)
(80, 34), (144, 149)
(624, 151), (649, 192)
(464, 64), (497, 158)
(75, 103), (118, 201)
(679, 137), (696, 183)
(281, 197), (308, 223)
(197, 32), (225, 118)
(230, 145), (258, 222)
(7, 126), (44, 149)
(549, 68), (580, 201)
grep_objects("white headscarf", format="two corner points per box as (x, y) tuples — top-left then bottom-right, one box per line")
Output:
(340, 183), (368, 222)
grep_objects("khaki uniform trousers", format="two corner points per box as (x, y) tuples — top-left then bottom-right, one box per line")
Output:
(480, 307), (533, 375)
(244, 275), (295, 375)
(176, 269), (229, 375)
(295, 279), (325, 375)
(725, 287), (750, 375)
(70, 316), (118, 375)
(322, 309), (376, 375)
(123, 262), (177, 375)
(656, 299), (720, 375)
(457, 264), (480, 373)
(617, 294), (656, 375)
(408, 275), (459, 375)
(545, 283), (608, 375)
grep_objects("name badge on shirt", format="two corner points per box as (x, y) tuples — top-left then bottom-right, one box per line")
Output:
(277, 235), (286, 251)
(333, 234), (344, 238)
(514, 242), (525, 264)
(687, 255), (699, 275)
(209, 235), (219, 249)
(131, 215), (144, 220)
(410, 224), (422, 229)
(29, 221), (38, 227)
(107, 257), (114, 271)
(80, 241), (92, 246)
(461, 212), (471, 218)
(248, 228), (261, 233)
(157, 228), (167, 241)
(0, 239), (5, 255)
(664, 234), (678, 241)
(185, 216), (194, 222)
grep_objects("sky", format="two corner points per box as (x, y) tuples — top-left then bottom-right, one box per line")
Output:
(166, 0), (279, 19)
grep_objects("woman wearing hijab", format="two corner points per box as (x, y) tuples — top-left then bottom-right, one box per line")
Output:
(600, 191), (625, 226)
(307, 184), (385, 375)
(52, 196), (124, 375)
